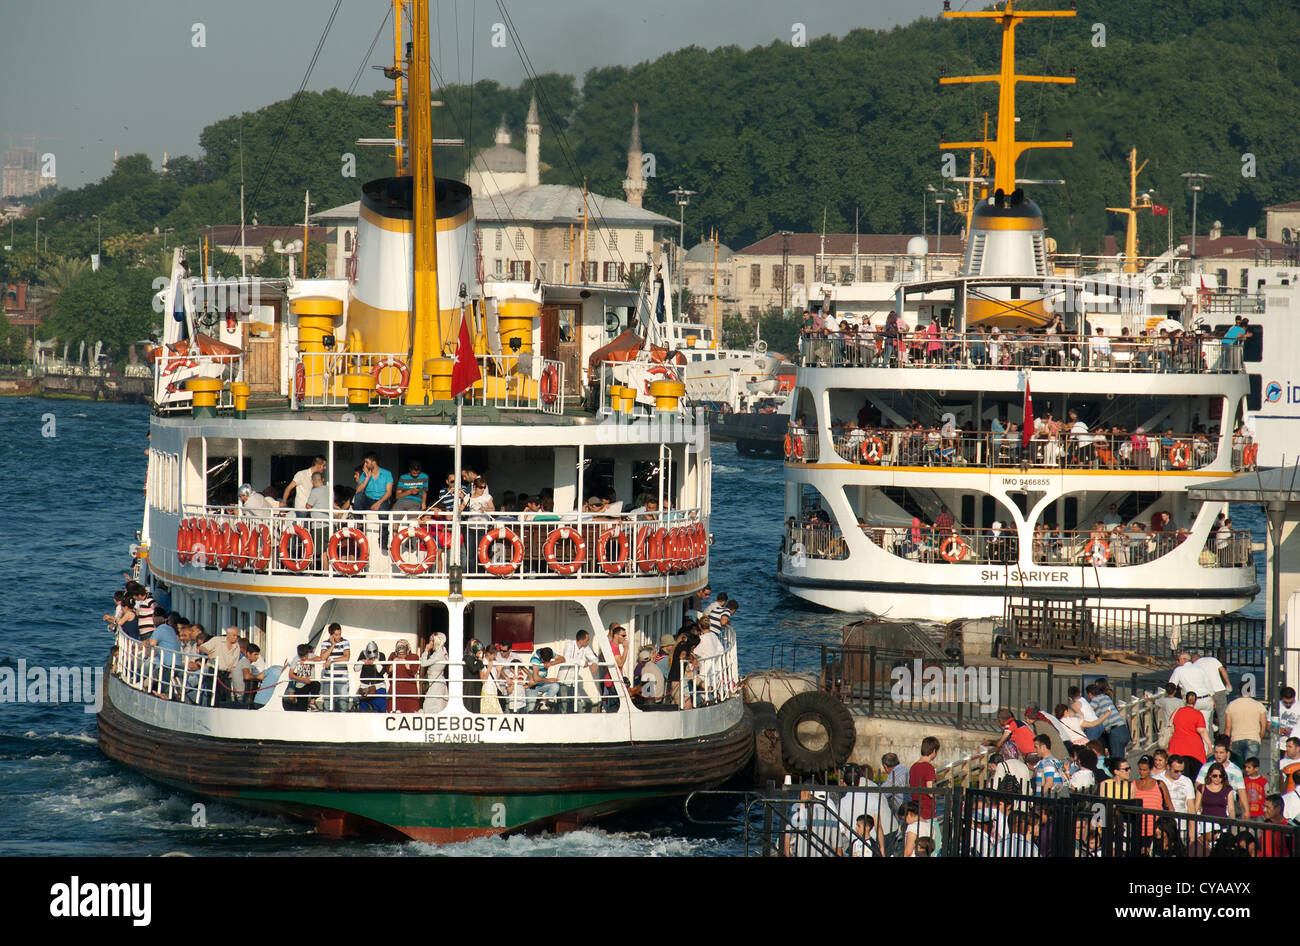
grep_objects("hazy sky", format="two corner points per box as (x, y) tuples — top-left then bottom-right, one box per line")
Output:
(0, 0), (939, 188)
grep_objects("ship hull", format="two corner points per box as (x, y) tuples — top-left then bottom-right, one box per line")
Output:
(97, 680), (754, 842)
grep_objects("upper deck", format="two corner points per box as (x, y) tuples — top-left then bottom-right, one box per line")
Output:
(797, 330), (1243, 377)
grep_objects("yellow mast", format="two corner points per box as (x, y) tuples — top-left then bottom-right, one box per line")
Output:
(1105, 147), (1152, 274)
(581, 178), (589, 284)
(940, 1), (1075, 195)
(405, 0), (442, 403)
(393, 0), (405, 175)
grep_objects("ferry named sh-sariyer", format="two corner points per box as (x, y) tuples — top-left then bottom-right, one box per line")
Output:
(97, 0), (750, 843)
(777, 2), (1300, 622)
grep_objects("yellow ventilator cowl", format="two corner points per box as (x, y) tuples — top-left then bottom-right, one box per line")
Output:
(649, 379), (685, 412)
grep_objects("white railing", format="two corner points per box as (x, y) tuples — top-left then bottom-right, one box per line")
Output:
(290, 351), (567, 413)
(171, 506), (708, 580)
(152, 352), (243, 412)
(465, 354), (566, 415)
(291, 350), (408, 409)
(114, 631), (219, 706)
(676, 629), (741, 709)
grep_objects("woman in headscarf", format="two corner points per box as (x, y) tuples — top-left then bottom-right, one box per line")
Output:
(389, 638), (421, 713)
(420, 632), (448, 712)
(354, 641), (389, 712)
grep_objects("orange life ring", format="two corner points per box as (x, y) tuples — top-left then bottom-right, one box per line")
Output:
(940, 535), (969, 563)
(784, 433), (804, 460)
(176, 518), (193, 565)
(215, 521), (236, 569)
(1084, 538), (1111, 565)
(228, 521), (251, 569)
(1168, 443), (1190, 469)
(390, 525), (438, 575)
(596, 527), (630, 574)
(372, 357), (410, 398)
(658, 527), (678, 575)
(294, 362), (306, 400)
(641, 363), (675, 396)
(163, 355), (197, 375)
(193, 518), (218, 567)
(540, 363), (560, 405)
(477, 527), (524, 576)
(861, 435), (885, 464)
(328, 526), (370, 576)
(278, 524), (315, 573)
(637, 527), (663, 574)
(1243, 443), (1258, 466)
(544, 526), (587, 575)
(246, 522), (272, 571)
(696, 523), (709, 567)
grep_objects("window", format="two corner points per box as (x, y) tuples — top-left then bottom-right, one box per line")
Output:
(773, 265), (785, 289)
(538, 262), (547, 280)
(634, 232), (645, 253)
(794, 264), (805, 283)
(839, 266), (852, 283)
(750, 264), (761, 289)
(1216, 268), (1228, 287)
(343, 230), (352, 252)
(1247, 374), (1262, 411)
(509, 260), (531, 281)
(884, 266), (895, 281)
(603, 261), (623, 282)
(862, 266), (873, 281)
(515, 231), (525, 252)
(495, 230), (503, 250)
(1244, 325), (1263, 363)
(608, 231), (619, 249)
(584, 261), (598, 282)
(628, 262), (647, 280)
(494, 258), (504, 276)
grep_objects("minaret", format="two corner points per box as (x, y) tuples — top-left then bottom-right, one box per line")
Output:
(525, 95), (540, 188)
(622, 103), (645, 209)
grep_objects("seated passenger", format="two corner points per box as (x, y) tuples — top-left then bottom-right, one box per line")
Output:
(526, 646), (562, 711)
(632, 646), (666, 705)
(393, 459), (429, 511)
(241, 643), (266, 708)
(353, 641), (389, 712)
(283, 643), (320, 711)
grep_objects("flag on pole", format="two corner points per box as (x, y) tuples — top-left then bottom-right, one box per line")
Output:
(449, 313), (481, 398)
(1022, 380), (1034, 448)
(1151, 204), (1169, 216)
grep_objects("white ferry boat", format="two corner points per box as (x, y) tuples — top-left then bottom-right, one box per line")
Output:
(776, 2), (1297, 622)
(98, 1), (749, 843)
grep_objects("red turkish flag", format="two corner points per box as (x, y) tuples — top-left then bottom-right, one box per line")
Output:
(449, 314), (481, 398)
(1022, 381), (1034, 448)
(1151, 204), (1169, 216)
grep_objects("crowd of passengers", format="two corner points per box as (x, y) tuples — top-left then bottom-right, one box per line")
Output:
(788, 507), (1248, 569)
(231, 453), (672, 521)
(787, 663), (1300, 856)
(788, 409), (1252, 471)
(107, 576), (741, 714)
(798, 310), (1251, 373)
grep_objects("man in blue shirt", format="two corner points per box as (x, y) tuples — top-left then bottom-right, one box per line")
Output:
(357, 451), (394, 545)
(393, 459), (429, 511)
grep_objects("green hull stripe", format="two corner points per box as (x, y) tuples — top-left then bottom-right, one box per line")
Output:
(237, 788), (672, 832)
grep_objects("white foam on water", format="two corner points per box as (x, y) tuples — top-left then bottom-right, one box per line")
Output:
(410, 827), (717, 858)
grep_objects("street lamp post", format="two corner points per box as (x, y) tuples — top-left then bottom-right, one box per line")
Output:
(668, 185), (696, 316)
(1180, 171), (1211, 258)
(92, 214), (101, 268)
(35, 216), (44, 254)
(163, 227), (175, 251)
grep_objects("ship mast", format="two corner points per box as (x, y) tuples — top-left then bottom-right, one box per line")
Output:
(1105, 147), (1153, 275)
(940, 0), (1075, 196)
(405, 0), (443, 403)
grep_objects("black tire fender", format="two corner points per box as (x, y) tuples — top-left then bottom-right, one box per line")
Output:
(777, 690), (856, 775)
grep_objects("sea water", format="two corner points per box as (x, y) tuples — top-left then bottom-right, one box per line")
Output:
(0, 397), (1264, 856)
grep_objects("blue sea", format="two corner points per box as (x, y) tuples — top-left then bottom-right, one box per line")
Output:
(0, 397), (1267, 856)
